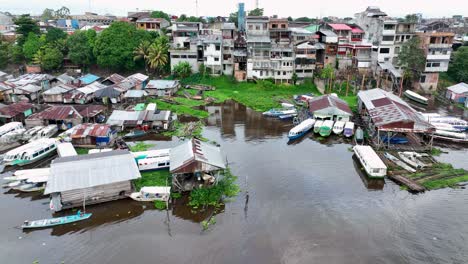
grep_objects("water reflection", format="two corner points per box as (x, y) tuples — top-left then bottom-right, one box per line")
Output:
(352, 156), (385, 190)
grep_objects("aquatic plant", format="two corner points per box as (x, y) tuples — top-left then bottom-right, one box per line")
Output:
(129, 142), (155, 152)
(147, 98), (209, 119)
(75, 148), (89, 155)
(201, 216), (217, 231)
(154, 200), (167, 210)
(133, 170), (171, 191)
(430, 147), (443, 156)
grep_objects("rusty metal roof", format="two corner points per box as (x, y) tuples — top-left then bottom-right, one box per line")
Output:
(102, 73), (125, 85)
(308, 95), (352, 115)
(0, 102), (33, 118)
(71, 123), (111, 138)
(27, 105), (81, 120)
(74, 105), (106, 118)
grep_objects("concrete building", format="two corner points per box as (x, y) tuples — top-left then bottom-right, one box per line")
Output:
(136, 18), (170, 32)
(246, 16), (272, 81)
(0, 12), (14, 31)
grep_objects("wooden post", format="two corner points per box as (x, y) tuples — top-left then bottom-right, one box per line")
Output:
(361, 74), (366, 90)
(346, 74), (350, 96)
(377, 71), (382, 88)
(399, 75), (404, 97)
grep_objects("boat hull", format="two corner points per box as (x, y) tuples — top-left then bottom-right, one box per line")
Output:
(319, 128), (332, 137)
(288, 130), (309, 140)
(21, 213), (92, 229)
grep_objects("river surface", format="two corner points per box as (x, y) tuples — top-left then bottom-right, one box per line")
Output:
(1, 100), (468, 264)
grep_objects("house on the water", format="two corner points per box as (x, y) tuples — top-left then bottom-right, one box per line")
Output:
(308, 94), (353, 121)
(107, 103), (172, 130)
(25, 105), (105, 129)
(170, 138), (226, 191)
(45, 150), (141, 211)
(0, 102), (34, 124)
(145, 80), (181, 96)
(357, 88), (435, 147)
(69, 123), (115, 147)
(445, 83), (468, 104)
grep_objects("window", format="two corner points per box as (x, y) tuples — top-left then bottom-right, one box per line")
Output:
(214, 57), (219, 61)
(297, 36), (305, 40)
(215, 45), (220, 51)
(283, 71), (286, 75)
(420, 75), (426, 83)
(260, 70), (263, 76)
(442, 50), (448, 55)
(380, 48), (390, 54)
(281, 24), (286, 29)
(277, 71), (280, 75)
(255, 25), (260, 30)
(426, 62), (440, 67)
(249, 25), (253, 30)
(171, 55), (180, 58)
(188, 55), (197, 59)
(383, 24), (395, 30)
(384, 57), (390, 61)
(382, 36), (394, 41)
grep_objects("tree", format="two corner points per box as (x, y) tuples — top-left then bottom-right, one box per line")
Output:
(0, 41), (10, 68)
(447, 46), (468, 83)
(94, 22), (153, 71)
(291, 72), (298, 85)
(287, 16), (293, 22)
(41, 8), (55, 21)
(173, 61), (192, 78)
(320, 64), (334, 93)
(35, 47), (63, 71)
(248, 8), (264, 16)
(151, 10), (171, 23)
(148, 41), (169, 76)
(405, 14), (419, 23)
(198, 63), (207, 77)
(67, 30), (95, 67)
(14, 15), (40, 46)
(23, 33), (44, 61)
(11, 44), (25, 64)
(54, 6), (71, 19)
(398, 37), (426, 87)
(133, 40), (151, 74)
(46, 28), (67, 44)
(178, 14), (187, 21)
(228, 11), (239, 26)
(177, 15), (204, 23)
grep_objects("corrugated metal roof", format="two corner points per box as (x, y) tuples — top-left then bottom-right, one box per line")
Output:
(308, 95), (353, 115)
(124, 90), (148, 98)
(43, 84), (75, 95)
(74, 105), (106, 118)
(94, 86), (122, 98)
(70, 123), (111, 138)
(328, 24), (352, 31)
(27, 105), (81, 120)
(146, 80), (180, 89)
(17, 84), (42, 93)
(78, 74), (100, 85)
(318, 30), (337, 37)
(447, 83), (468, 94)
(170, 138), (226, 173)
(107, 110), (144, 126)
(45, 150), (140, 194)
(0, 102), (33, 117)
(102, 73), (125, 85)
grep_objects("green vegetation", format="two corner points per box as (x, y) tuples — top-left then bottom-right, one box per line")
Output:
(181, 75), (321, 112)
(430, 148), (443, 157)
(133, 170), (171, 191)
(447, 46), (468, 83)
(188, 169), (240, 209)
(201, 217), (217, 231)
(148, 99), (209, 118)
(154, 200), (167, 210)
(162, 121), (206, 141)
(406, 163), (468, 190)
(397, 37), (426, 87)
(172, 61), (192, 78)
(75, 148), (89, 155)
(128, 142), (155, 152)
(67, 30), (96, 67)
(172, 97), (207, 107)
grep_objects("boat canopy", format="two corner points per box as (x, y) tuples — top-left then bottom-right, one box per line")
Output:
(141, 186), (171, 195)
(290, 119), (315, 133)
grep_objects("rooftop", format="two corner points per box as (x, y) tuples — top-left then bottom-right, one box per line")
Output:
(328, 23), (352, 31)
(146, 80), (180, 89)
(0, 102), (33, 118)
(78, 74), (100, 85)
(447, 83), (468, 94)
(170, 138), (226, 173)
(308, 95), (353, 115)
(70, 123), (112, 138)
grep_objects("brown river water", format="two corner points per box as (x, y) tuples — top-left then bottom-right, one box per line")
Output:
(1, 100), (468, 264)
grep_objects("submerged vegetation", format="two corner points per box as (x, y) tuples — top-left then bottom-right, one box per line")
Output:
(188, 169), (240, 209)
(148, 98), (209, 119)
(405, 162), (468, 190)
(163, 120), (207, 141)
(133, 170), (171, 191)
(75, 147), (89, 155)
(128, 142), (155, 152)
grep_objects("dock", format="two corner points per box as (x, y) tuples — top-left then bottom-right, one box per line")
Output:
(387, 173), (426, 192)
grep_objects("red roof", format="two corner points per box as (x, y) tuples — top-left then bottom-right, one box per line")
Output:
(74, 105), (106, 118)
(28, 105), (81, 120)
(351, 27), (364, 34)
(328, 24), (352, 31)
(308, 95), (352, 115)
(71, 123), (111, 138)
(0, 102), (33, 118)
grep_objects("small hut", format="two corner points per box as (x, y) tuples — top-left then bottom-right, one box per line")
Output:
(45, 150), (141, 211)
(170, 138), (226, 191)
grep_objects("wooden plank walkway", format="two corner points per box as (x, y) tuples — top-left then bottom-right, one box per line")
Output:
(387, 173), (426, 192)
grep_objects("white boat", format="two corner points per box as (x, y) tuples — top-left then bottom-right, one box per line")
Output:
(344, 122), (355, 138)
(3, 138), (58, 166)
(398, 152), (424, 169)
(319, 120), (334, 137)
(131, 149), (171, 160)
(421, 114), (468, 131)
(432, 123), (464, 132)
(281, 103), (295, 109)
(29, 125), (58, 142)
(0, 122), (24, 138)
(353, 145), (387, 178)
(313, 120), (323, 133)
(288, 118), (315, 140)
(22, 126), (44, 141)
(404, 90), (429, 105)
(263, 108), (297, 117)
(384, 152), (416, 173)
(0, 128), (26, 143)
(18, 182), (45, 192)
(434, 129), (467, 140)
(332, 121), (345, 135)
(129, 186), (171, 202)
(137, 156), (170, 171)
(8, 180), (22, 187)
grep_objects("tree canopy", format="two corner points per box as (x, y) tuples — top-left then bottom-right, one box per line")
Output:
(14, 15), (40, 46)
(398, 37), (426, 82)
(248, 8), (264, 16)
(177, 15), (204, 23)
(405, 14), (419, 23)
(22, 33), (44, 61)
(67, 30), (96, 67)
(228, 11), (239, 27)
(94, 22), (153, 71)
(173, 61), (192, 78)
(151, 11), (171, 23)
(447, 46), (468, 83)
(295, 17), (316, 23)
(41, 8), (55, 21)
(46, 28), (68, 44)
(54, 6), (71, 19)
(34, 46), (63, 71)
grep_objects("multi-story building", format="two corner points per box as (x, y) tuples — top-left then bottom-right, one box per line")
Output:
(294, 41), (317, 81)
(316, 30), (338, 68)
(416, 31), (454, 91)
(71, 12), (115, 26)
(246, 16), (273, 81)
(169, 22), (203, 73)
(269, 18), (294, 84)
(135, 18), (170, 32)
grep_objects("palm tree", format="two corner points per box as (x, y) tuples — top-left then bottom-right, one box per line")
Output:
(133, 40), (151, 74)
(32, 49), (44, 66)
(147, 42), (169, 77)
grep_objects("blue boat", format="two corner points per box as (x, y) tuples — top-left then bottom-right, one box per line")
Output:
(380, 136), (409, 144)
(21, 210), (92, 229)
(288, 119), (316, 140)
(279, 113), (297, 120)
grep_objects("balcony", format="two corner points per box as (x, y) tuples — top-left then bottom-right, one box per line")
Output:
(382, 29), (396, 35)
(425, 65), (449, 72)
(429, 43), (452, 49)
(427, 54), (450, 60)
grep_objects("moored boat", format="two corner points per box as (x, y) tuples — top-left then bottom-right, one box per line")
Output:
(262, 108), (297, 117)
(21, 210), (92, 229)
(404, 90), (429, 105)
(380, 136), (409, 144)
(0, 122), (24, 138)
(137, 156), (170, 171)
(384, 152), (416, 173)
(353, 145), (387, 178)
(22, 126), (44, 141)
(129, 186), (171, 202)
(313, 120), (323, 133)
(29, 125), (58, 142)
(434, 129), (467, 140)
(344, 122), (355, 138)
(355, 127), (364, 143)
(332, 121), (345, 135)
(123, 129), (147, 139)
(3, 138), (58, 166)
(279, 113), (297, 120)
(319, 120), (334, 137)
(0, 128), (26, 143)
(421, 114), (468, 131)
(432, 123), (464, 132)
(288, 118), (315, 140)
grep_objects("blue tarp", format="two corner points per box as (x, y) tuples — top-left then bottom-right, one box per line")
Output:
(79, 74), (100, 85)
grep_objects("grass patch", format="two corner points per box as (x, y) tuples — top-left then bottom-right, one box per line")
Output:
(133, 170), (171, 191)
(154, 200), (167, 210)
(75, 148), (89, 155)
(408, 162), (468, 190)
(188, 168), (240, 209)
(430, 147), (443, 157)
(173, 97), (207, 107)
(162, 120), (207, 141)
(180, 75), (321, 112)
(422, 175), (468, 190)
(341, 96), (358, 113)
(148, 99), (209, 119)
(128, 142), (155, 152)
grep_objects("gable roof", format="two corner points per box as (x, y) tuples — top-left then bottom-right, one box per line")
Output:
(170, 138), (226, 173)
(43, 84), (75, 95)
(308, 95), (352, 115)
(78, 73), (100, 85)
(146, 80), (180, 89)
(328, 23), (352, 31)
(447, 83), (468, 94)
(102, 73), (125, 85)
(27, 105), (82, 120)
(0, 102), (33, 118)
(94, 86), (123, 98)
(70, 123), (111, 138)
(45, 150), (140, 194)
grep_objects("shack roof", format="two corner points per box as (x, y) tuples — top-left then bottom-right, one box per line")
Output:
(45, 150), (140, 194)
(15, 84), (42, 93)
(7, 74), (54, 86)
(56, 73), (75, 84)
(146, 80), (180, 90)
(102, 73), (125, 85)
(74, 105), (106, 118)
(77, 82), (106, 95)
(78, 73), (100, 85)
(358, 88), (434, 132)
(447, 83), (468, 94)
(94, 86), (122, 98)
(170, 138), (226, 173)
(328, 23), (352, 31)
(106, 110), (144, 126)
(0, 102), (33, 118)
(308, 95), (352, 116)
(144, 110), (171, 121)
(70, 123), (111, 138)
(317, 29), (338, 37)
(124, 73), (149, 86)
(43, 84), (75, 95)
(27, 105), (81, 120)
(124, 90), (148, 98)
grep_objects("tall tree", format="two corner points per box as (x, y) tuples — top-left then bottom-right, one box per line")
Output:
(447, 46), (468, 83)
(34, 47), (63, 71)
(67, 30), (95, 67)
(150, 11), (171, 23)
(0, 41), (11, 68)
(397, 37), (426, 87)
(54, 6), (71, 19)
(22, 33), (44, 61)
(13, 15), (40, 46)
(133, 40), (151, 74)
(148, 41), (169, 77)
(248, 8), (264, 16)
(94, 22), (152, 71)
(41, 8), (55, 21)
(46, 28), (67, 44)
(228, 11), (239, 26)
(405, 14), (419, 23)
